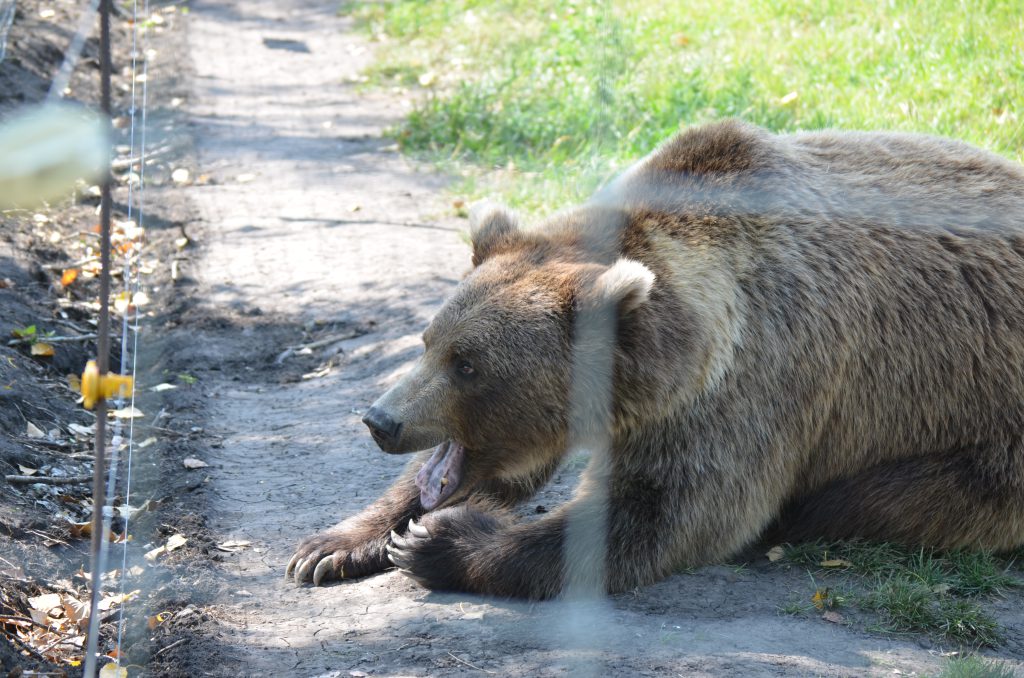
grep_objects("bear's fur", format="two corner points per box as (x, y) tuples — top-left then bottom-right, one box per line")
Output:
(288, 120), (1024, 599)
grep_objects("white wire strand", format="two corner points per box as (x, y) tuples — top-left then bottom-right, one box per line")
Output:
(114, 0), (149, 658)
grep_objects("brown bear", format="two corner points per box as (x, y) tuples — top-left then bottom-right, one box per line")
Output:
(287, 119), (1024, 599)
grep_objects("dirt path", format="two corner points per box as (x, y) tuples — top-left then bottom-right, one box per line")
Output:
(167, 1), (1023, 675)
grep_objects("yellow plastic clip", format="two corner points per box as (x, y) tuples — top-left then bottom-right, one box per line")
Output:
(80, 360), (134, 410)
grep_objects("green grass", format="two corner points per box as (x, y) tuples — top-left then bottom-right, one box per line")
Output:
(349, 0), (1024, 214)
(937, 655), (1019, 678)
(779, 541), (1020, 647)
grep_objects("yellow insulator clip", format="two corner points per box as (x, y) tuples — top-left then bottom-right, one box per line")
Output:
(80, 360), (134, 410)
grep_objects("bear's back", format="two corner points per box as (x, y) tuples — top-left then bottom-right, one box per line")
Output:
(616, 120), (1024, 236)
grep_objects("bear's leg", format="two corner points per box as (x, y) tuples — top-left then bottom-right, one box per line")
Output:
(385, 481), (681, 599)
(289, 454), (563, 585)
(779, 450), (1024, 550)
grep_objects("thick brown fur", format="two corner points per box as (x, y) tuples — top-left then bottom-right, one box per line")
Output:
(288, 120), (1024, 599)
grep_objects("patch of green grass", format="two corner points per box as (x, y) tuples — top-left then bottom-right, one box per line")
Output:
(948, 550), (1021, 597)
(780, 541), (1020, 646)
(353, 0), (1024, 214)
(864, 578), (1001, 646)
(937, 655), (1019, 678)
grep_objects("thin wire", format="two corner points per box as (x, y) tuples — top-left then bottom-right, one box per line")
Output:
(47, 0), (102, 101)
(114, 0), (149, 657)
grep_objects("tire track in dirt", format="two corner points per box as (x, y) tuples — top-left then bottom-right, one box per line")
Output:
(172, 1), (1016, 675)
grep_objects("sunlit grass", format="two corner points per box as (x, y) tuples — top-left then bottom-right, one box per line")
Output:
(350, 0), (1024, 215)
(780, 541), (1020, 646)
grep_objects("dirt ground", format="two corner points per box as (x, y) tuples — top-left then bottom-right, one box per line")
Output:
(3, 0), (1024, 676)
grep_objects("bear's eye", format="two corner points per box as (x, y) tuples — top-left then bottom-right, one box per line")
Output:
(455, 359), (476, 378)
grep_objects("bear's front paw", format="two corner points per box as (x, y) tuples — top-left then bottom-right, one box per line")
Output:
(286, 528), (387, 586)
(386, 507), (502, 593)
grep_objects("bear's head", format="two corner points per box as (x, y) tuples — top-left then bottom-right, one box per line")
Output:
(361, 203), (657, 511)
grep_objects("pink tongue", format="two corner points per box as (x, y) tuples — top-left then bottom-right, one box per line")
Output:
(415, 441), (465, 510)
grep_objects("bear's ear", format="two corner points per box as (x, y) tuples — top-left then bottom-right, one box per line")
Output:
(593, 258), (655, 315)
(469, 201), (520, 267)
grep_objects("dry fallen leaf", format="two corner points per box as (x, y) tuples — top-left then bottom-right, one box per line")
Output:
(68, 521), (93, 539)
(61, 268), (80, 286)
(183, 457), (209, 469)
(147, 611), (170, 630)
(99, 663), (128, 678)
(31, 342), (55, 357)
(766, 545), (785, 562)
(150, 382), (177, 392)
(18, 465), (38, 476)
(99, 589), (139, 611)
(28, 593), (62, 612)
(68, 423), (94, 437)
(822, 610), (844, 624)
(26, 421), (46, 438)
(166, 533), (187, 551)
(110, 406), (144, 419)
(811, 588), (830, 610)
(62, 595), (90, 629)
(820, 558), (853, 568)
(216, 539), (252, 553)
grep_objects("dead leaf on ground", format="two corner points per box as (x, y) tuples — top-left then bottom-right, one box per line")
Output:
(99, 662), (128, 678)
(26, 421), (46, 438)
(99, 589), (140, 611)
(216, 539), (252, 553)
(28, 593), (62, 612)
(110, 406), (144, 419)
(183, 457), (209, 469)
(62, 595), (90, 629)
(61, 268), (80, 286)
(31, 342), (55, 357)
(147, 611), (171, 630)
(820, 558), (853, 568)
(822, 610), (844, 624)
(18, 465), (38, 475)
(766, 545), (785, 562)
(145, 533), (187, 560)
(68, 422), (94, 437)
(116, 500), (152, 520)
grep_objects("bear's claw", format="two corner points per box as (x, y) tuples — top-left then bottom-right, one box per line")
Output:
(285, 552), (301, 578)
(385, 542), (413, 569)
(313, 555), (337, 586)
(407, 518), (430, 538)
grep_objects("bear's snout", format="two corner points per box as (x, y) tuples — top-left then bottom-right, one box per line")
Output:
(362, 406), (403, 452)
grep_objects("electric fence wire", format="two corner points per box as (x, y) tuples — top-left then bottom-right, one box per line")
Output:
(48, 0), (148, 672)
(114, 0), (150, 660)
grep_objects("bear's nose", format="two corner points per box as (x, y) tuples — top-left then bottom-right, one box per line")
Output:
(362, 406), (401, 451)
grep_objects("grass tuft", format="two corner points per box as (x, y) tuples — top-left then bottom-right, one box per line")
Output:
(780, 541), (1020, 646)
(937, 655), (1019, 678)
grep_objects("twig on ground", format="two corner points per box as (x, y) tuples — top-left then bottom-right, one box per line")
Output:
(8, 334), (98, 346)
(446, 651), (496, 674)
(5, 474), (93, 485)
(0, 614), (50, 630)
(154, 637), (188, 657)
(41, 256), (100, 271)
(275, 330), (360, 364)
